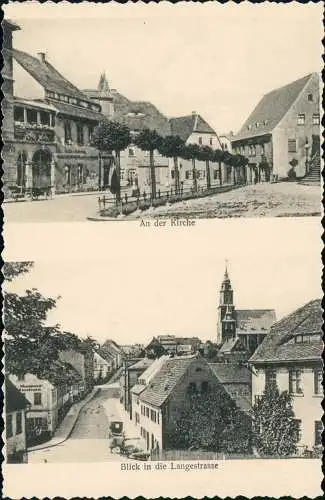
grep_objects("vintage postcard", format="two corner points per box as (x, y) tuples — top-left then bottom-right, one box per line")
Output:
(2, 1), (323, 499)
(1, 1), (322, 223)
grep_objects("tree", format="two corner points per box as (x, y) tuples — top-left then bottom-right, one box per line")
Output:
(3, 261), (34, 281)
(158, 135), (185, 194)
(166, 390), (252, 453)
(145, 338), (167, 359)
(134, 128), (163, 199)
(91, 120), (131, 200)
(212, 149), (224, 186)
(253, 385), (299, 456)
(198, 145), (213, 190)
(181, 144), (201, 193)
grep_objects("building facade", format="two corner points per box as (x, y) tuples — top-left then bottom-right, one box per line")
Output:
(5, 378), (29, 463)
(232, 73), (321, 182)
(249, 299), (323, 452)
(2, 19), (113, 199)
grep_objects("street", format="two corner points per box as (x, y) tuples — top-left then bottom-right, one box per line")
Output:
(28, 386), (137, 463)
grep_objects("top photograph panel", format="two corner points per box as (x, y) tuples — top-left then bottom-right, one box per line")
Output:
(2, 3), (322, 223)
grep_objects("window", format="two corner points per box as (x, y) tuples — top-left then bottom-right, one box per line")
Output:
(265, 368), (277, 388)
(14, 107), (24, 122)
(213, 170), (218, 180)
(188, 382), (197, 394)
(198, 137), (203, 145)
(209, 137), (213, 146)
(77, 124), (84, 145)
(314, 369), (322, 395)
(297, 114), (305, 125)
(70, 97), (77, 105)
(289, 370), (303, 394)
(308, 93), (313, 101)
(288, 139), (297, 153)
(88, 126), (94, 143)
(315, 421), (322, 445)
(171, 170), (175, 180)
(16, 411), (22, 434)
(6, 414), (13, 438)
(293, 419), (302, 441)
(146, 407), (149, 418)
(185, 170), (190, 180)
(312, 114), (320, 125)
(26, 109), (38, 124)
(201, 381), (209, 393)
(64, 121), (72, 144)
(17, 374), (25, 381)
(128, 148), (135, 157)
(157, 413), (160, 425)
(34, 392), (42, 405)
(40, 111), (50, 126)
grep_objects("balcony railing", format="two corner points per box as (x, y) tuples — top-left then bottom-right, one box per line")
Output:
(14, 123), (55, 143)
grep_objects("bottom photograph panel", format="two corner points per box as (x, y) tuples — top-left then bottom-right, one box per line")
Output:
(3, 229), (322, 470)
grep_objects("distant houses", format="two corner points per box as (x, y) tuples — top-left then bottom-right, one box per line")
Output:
(232, 73), (321, 183)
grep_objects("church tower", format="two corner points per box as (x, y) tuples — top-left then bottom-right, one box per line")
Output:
(97, 72), (114, 119)
(217, 264), (237, 343)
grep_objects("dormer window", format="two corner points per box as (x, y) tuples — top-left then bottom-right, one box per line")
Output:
(69, 97), (77, 105)
(308, 93), (313, 101)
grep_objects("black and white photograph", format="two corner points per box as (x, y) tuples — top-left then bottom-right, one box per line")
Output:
(2, 2), (322, 222)
(1, 2), (323, 499)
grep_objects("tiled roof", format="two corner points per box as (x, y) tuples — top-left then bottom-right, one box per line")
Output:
(130, 383), (146, 395)
(236, 309), (276, 332)
(50, 100), (104, 122)
(129, 358), (154, 371)
(138, 355), (170, 385)
(209, 363), (252, 384)
(249, 299), (322, 363)
(12, 49), (90, 101)
(233, 73), (314, 141)
(84, 89), (171, 136)
(169, 113), (217, 142)
(139, 356), (196, 407)
(219, 337), (248, 355)
(14, 97), (58, 112)
(5, 378), (29, 412)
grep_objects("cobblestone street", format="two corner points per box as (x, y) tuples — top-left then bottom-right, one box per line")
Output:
(28, 387), (131, 463)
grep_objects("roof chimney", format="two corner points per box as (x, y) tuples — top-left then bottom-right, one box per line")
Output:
(38, 52), (47, 63)
(192, 111), (197, 115)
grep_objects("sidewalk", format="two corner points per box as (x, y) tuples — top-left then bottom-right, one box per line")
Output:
(28, 387), (99, 452)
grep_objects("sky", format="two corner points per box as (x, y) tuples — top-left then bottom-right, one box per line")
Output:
(4, 2), (323, 134)
(4, 218), (321, 346)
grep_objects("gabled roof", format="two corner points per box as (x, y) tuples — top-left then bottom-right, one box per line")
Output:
(169, 113), (217, 142)
(11, 48), (91, 101)
(129, 358), (154, 371)
(138, 355), (170, 385)
(233, 73), (315, 141)
(219, 337), (248, 355)
(236, 309), (276, 333)
(249, 299), (322, 364)
(139, 355), (197, 407)
(5, 378), (29, 413)
(131, 383), (147, 396)
(84, 88), (171, 136)
(209, 363), (252, 385)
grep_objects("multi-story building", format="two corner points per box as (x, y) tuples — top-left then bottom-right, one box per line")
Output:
(2, 19), (113, 199)
(99, 339), (124, 371)
(217, 266), (276, 360)
(9, 361), (82, 445)
(93, 351), (112, 382)
(209, 363), (252, 414)
(169, 113), (228, 189)
(131, 354), (249, 451)
(5, 378), (29, 463)
(120, 358), (154, 414)
(232, 73), (321, 183)
(249, 299), (322, 452)
(219, 132), (234, 153)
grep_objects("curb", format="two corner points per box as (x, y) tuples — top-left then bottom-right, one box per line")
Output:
(28, 388), (99, 452)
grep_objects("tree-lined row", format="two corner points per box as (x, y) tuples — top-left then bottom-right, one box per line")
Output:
(91, 120), (249, 200)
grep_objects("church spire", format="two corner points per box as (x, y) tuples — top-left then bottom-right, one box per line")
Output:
(98, 72), (110, 93)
